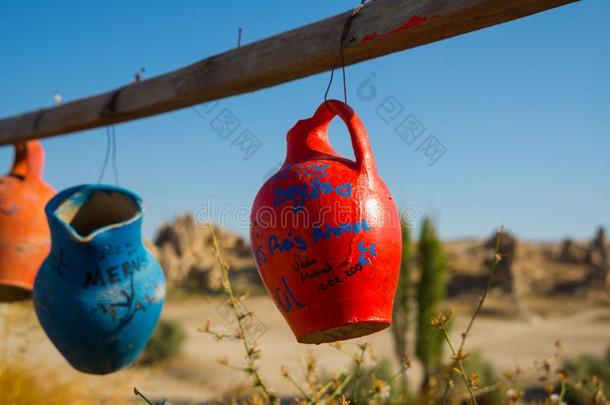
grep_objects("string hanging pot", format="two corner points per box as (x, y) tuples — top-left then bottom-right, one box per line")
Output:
(0, 141), (55, 301)
(33, 184), (166, 374)
(250, 100), (401, 344)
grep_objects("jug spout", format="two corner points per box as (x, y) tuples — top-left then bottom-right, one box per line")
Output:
(285, 116), (340, 165)
(47, 184), (144, 244)
(11, 141), (46, 179)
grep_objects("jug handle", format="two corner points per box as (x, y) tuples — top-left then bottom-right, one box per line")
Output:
(311, 100), (376, 177)
(10, 141), (45, 180)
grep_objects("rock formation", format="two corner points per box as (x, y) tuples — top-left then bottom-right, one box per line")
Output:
(483, 230), (518, 293)
(558, 238), (590, 264)
(151, 214), (257, 292)
(588, 226), (609, 287)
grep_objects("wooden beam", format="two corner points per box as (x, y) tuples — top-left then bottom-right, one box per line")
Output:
(0, 0), (578, 145)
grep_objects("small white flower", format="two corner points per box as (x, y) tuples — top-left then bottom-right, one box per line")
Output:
(379, 384), (391, 400)
(371, 379), (391, 400)
(549, 393), (560, 404)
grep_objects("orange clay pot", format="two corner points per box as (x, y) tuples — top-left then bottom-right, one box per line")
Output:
(0, 141), (55, 301)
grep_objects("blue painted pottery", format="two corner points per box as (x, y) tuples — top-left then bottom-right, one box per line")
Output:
(33, 184), (165, 374)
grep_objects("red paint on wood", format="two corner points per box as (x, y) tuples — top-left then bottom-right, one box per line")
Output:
(362, 32), (379, 42)
(361, 15), (431, 43)
(388, 16), (429, 34)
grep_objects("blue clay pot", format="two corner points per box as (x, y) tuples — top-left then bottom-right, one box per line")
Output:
(33, 184), (165, 374)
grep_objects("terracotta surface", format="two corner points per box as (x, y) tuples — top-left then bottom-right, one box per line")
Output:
(0, 141), (55, 301)
(250, 100), (401, 344)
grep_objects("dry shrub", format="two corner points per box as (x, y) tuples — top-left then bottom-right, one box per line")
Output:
(140, 319), (187, 365)
(0, 303), (87, 404)
(0, 302), (133, 404)
(0, 361), (89, 404)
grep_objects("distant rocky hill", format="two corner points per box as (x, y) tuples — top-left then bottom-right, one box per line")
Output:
(147, 215), (609, 297)
(146, 214), (258, 292)
(445, 232), (608, 299)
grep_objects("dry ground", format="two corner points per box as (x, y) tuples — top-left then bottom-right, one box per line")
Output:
(1, 291), (608, 404)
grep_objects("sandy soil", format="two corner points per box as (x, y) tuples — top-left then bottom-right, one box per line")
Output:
(2, 292), (609, 404)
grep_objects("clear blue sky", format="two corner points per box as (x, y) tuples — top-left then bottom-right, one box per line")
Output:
(1, 0), (608, 241)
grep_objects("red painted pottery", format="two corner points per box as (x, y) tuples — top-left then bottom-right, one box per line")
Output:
(250, 100), (401, 344)
(0, 141), (55, 301)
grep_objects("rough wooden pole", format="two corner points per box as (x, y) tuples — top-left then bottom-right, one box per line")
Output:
(0, 0), (579, 145)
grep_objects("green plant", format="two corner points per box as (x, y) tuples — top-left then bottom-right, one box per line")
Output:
(561, 347), (610, 404)
(391, 216), (412, 393)
(343, 356), (395, 404)
(416, 217), (448, 385)
(439, 227), (504, 405)
(200, 224), (279, 404)
(140, 319), (187, 365)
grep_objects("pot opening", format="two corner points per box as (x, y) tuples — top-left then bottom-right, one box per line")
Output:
(56, 190), (140, 239)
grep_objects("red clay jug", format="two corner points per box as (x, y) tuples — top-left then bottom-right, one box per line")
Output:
(250, 100), (401, 344)
(0, 141), (55, 301)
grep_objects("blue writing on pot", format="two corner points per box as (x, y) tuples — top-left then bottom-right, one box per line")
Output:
(357, 241), (377, 265)
(273, 276), (306, 313)
(272, 179), (352, 210)
(312, 219), (372, 244)
(271, 163), (330, 183)
(268, 233), (308, 256)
